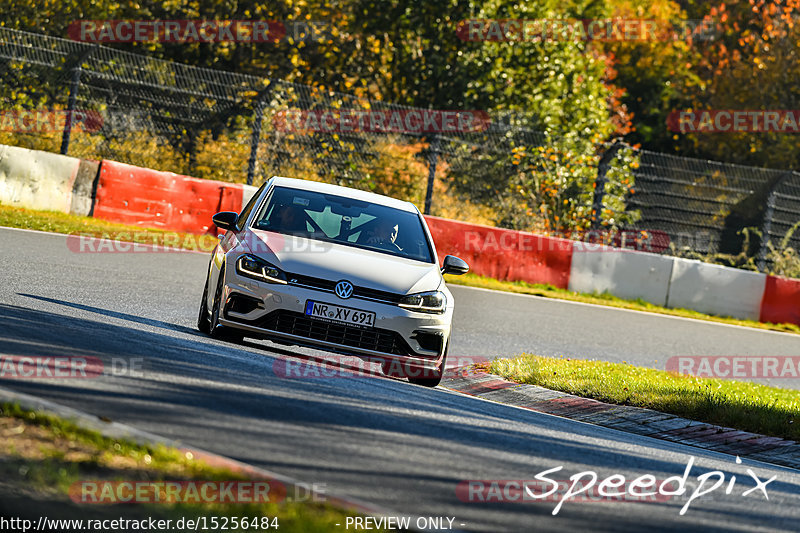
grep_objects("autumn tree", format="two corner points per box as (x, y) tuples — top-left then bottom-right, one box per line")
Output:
(675, 0), (800, 169)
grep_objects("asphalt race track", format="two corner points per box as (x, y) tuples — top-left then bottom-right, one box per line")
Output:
(452, 286), (800, 381)
(1, 227), (799, 532)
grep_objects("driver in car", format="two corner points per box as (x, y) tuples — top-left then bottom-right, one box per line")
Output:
(364, 218), (402, 252)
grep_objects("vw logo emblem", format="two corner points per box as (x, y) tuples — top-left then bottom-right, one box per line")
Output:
(334, 280), (354, 299)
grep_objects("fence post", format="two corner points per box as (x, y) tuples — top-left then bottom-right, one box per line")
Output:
(60, 65), (83, 155)
(424, 135), (440, 215)
(246, 95), (267, 186)
(60, 45), (98, 155)
(590, 140), (625, 230)
(757, 171), (794, 273)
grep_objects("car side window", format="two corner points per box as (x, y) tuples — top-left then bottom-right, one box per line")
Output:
(236, 183), (268, 231)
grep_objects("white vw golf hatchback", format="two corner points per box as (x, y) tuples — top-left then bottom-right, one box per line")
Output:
(198, 177), (469, 386)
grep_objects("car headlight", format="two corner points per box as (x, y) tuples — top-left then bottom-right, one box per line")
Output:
(236, 254), (287, 284)
(398, 291), (447, 314)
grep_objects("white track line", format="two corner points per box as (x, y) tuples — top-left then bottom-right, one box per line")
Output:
(450, 284), (800, 338)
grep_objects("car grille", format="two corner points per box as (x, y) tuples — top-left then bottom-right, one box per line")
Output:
(286, 273), (404, 304)
(258, 311), (413, 356)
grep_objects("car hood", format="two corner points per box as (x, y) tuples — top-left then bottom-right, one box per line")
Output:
(242, 229), (442, 295)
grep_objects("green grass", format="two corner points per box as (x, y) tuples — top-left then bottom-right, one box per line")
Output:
(486, 354), (800, 442)
(0, 402), (380, 531)
(3, 202), (799, 335)
(445, 272), (800, 335)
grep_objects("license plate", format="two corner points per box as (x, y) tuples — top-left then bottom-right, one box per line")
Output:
(304, 300), (375, 328)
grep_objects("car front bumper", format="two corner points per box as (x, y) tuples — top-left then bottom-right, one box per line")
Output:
(218, 268), (452, 370)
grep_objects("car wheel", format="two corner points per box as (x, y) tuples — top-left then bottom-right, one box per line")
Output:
(197, 271), (211, 334)
(408, 341), (448, 388)
(209, 265), (244, 343)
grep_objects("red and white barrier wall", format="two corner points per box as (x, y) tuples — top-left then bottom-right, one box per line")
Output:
(568, 245), (674, 307)
(423, 216), (573, 289)
(760, 275), (800, 326)
(0, 144), (82, 214)
(2, 143), (800, 328)
(666, 258), (767, 321)
(92, 160), (244, 234)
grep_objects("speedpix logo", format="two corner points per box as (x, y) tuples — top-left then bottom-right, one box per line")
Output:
(457, 456), (776, 516)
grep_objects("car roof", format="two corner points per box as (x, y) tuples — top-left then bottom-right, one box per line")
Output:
(269, 177), (420, 214)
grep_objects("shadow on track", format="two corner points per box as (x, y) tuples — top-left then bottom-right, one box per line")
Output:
(0, 299), (766, 479)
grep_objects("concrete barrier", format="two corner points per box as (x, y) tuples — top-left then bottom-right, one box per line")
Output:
(568, 244), (675, 306)
(69, 159), (100, 216)
(666, 258), (767, 320)
(760, 275), (800, 326)
(0, 144), (81, 213)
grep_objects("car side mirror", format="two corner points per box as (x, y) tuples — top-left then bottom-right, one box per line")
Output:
(212, 211), (239, 232)
(441, 255), (469, 276)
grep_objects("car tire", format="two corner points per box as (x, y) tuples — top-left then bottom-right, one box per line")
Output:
(408, 341), (448, 388)
(209, 265), (244, 343)
(197, 271), (212, 334)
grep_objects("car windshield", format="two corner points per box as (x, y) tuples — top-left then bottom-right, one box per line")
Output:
(252, 186), (435, 263)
